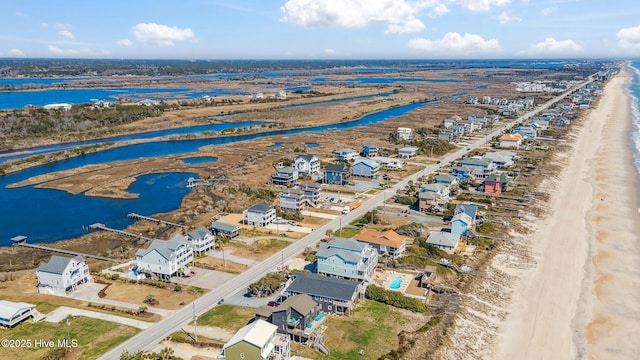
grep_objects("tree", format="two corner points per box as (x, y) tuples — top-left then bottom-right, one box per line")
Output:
(325, 229), (334, 240)
(159, 347), (175, 360)
(144, 294), (156, 304)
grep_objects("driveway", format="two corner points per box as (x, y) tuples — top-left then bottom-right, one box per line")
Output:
(172, 268), (236, 290)
(43, 306), (153, 330)
(66, 282), (172, 317)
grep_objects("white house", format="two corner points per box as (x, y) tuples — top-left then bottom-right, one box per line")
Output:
(0, 300), (37, 328)
(243, 203), (276, 227)
(376, 157), (403, 169)
(136, 236), (194, 279)
(294, 154), (320, 175)
(185, 227), (215, 256)
(279, 189), (307, 211)
(398, 146), (418, 159)
(397, 127), (414, 141)
(334, 148), (359, 162)
(37, 255), (92, 295)
(421, 183), (451, 200)
(498, 133), (523, 148)
(483, 151), (515, 168)
(425, 231), (462, 254)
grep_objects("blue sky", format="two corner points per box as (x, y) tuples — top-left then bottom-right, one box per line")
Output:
(2, 0), (640, 59)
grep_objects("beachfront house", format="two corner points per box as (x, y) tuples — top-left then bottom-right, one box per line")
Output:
(362, 142), (379, 158)
(334, 148), (359, 162)
(514, 125), (538, 140)
(451, 212), (474, 236)
(281, 272), (366, 316)
(377, 157), (403, 169)
(243, 203), (276, 227)
(353, 229), (407, 258)
(279, 189), (307, 211)
(351, 158), (380, 178)
(222, 319), (290, 360)
(484, 174), (510, 195)
(0, 300), (38, 328)
(457, 158), (496, 178)
(483, 151), (515, 168)
(498, 133), (523, 148)
(425, 231), (463, 254)
(294, 154), (321, 175)
(324, 164), (352, 185)
(398, 146), (418, 159)
(254, 294), (324, 342)
(185, 226), (215, 256)
(210, 221), (240, 239)
(316, 238), (378, 281)
(433, 173), (459, 187)
(270, 166), (299, 186)
(135, 236), (194, 279)
(421, 183), (451, 200)
(455, 204), (478, 221)
(36, 255), (92, 295)
(397, 127), (414, 141)
(298, 182), (321, 207)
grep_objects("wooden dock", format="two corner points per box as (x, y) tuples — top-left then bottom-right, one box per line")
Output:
(89, 223), (154, 242)
(127, 213), (185, 228)
(15, 242), (122, 263)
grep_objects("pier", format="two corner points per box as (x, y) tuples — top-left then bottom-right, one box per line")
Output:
(89, 223), (154, 242)
(127, 213), (185, 228)
(12, 237), (122, 263)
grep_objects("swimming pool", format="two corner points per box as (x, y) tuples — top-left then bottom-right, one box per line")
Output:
(389, 275), (403, 290)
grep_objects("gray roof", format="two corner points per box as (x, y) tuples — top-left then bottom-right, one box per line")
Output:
(136, 235), (188, 260)
(211, 221), (240, 232)
(247, 203), (273, 213)
(317, 239), (366, 264)
(422, 183), (448, 193)
(433, 174), (456, 182)
(296, 154), (317, 162)
(458, 157), (492, 167)
(455, 204), (478, 219)
(353, 158), (380, 169)
(0, 300), (36, 321)
(38, 255), (83, 275)
(186, 226), (210, 240)
(256, 294), (318, 318)
(451, 212), (473, 225)
(285, 272), (362, 302)
(426, 231), (460, 248)
(325, 164), (349, 173)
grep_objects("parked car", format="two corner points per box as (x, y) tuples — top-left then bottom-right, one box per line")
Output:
(268, 301), (280, 307)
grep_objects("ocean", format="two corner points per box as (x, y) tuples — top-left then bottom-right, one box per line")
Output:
(626, 61), (640, 192)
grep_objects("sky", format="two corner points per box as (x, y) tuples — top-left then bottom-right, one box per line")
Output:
(2, 0), (640, 60)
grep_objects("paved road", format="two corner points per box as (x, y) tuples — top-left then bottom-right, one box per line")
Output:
(99, 78), (592, 360)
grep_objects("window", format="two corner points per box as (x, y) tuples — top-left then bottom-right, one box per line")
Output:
(328, 305), (332, 311)
(240, 353), (244, 359)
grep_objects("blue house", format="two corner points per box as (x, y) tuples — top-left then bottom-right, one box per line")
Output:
(351, 158), (380, 178)
(324, 164), (352, 185)
(514, 124), (538, 139)
(451, 212), (473, 236)
(316, 239), (378, 281)
(451, 166), (472, 179)
(362, 143), (378, 158)
(454, 204), (478, 220)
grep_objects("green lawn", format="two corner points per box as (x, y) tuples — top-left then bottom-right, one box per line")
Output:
(0, 316), (139, 360)
(334, 226), (361, 238)
(192, 304), (255, 332)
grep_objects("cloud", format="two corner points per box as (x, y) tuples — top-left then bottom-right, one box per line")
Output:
(541, 6), (556, 16)
(58, 30), (75, 39)
(617, 25), (640, 49)
(41, 22), (49, 28)
(496, 11), (521, 24)
(324, 48), (337, 55)
(7, 49), (25, 57)
(117, 39), (134, 47)
(56, 23), (72, 30)
(449, 0), (511, 12)
(518, 38), (583, 56)
(280, 0), (432, 34)
(408, 32), (501, 55)
(47, 45), (109, 57)
(131, 22), (195, 47)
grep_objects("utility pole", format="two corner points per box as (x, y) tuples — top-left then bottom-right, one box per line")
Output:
(193, 303), (198, 342)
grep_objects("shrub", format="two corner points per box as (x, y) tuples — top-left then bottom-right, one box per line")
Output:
(365, 285), (427, 313)
(174, 285), (182, 292)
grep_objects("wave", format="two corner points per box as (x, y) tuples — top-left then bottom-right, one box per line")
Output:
(626, 61), (640, 181)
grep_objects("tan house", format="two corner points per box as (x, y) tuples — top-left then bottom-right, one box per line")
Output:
(353, 229), (407, 258)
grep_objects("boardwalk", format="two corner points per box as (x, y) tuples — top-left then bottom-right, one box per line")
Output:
(89, 223), (154, 242)
(127, 213), (185, 228)
(15, 242), (122, 263)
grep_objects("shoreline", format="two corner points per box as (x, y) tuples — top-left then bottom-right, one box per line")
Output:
(492, 66), (640, 358)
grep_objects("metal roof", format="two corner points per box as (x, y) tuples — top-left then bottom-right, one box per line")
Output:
(38, 255), (83, 275)
(285, 272), (362, 302)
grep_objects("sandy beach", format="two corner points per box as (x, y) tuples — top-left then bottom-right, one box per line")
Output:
(493, 66), (640, 359)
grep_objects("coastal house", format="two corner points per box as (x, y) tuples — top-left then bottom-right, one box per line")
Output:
(185, 226), (215, 256)
(254, 294), (324, 342)
(298, 182), (321, 207)
(451, 166), (473, 179)
(377, 157), (403, 169)
(135, 236), (194, 279)
(418, 191), (443, 211)
(483, 151), (515, 168)
(457, 158), (496, 178)
(324, 164), (352, 185)
(295, 154), (321, 175)
(443, 116), (461, 128)
(362, 142), (379, 158)
(43, 103), (72, 110)
(316, 238), (379, 281)
(36, 255), (92, 295)
(397, 127), (414, 141)
(279, 189), (307, 211)
(222, 319), (290, 360)
(334, 148), (359, 162)
(243, 203), (276, 227)
(421, 183), (451, 200)
(433, 173), (458, 187)
(0, 300), (38, 328)
(398, 146), (418, 159)
(351, 158), (380, 178)
(271, 166), (299, 186)
(451, 212), (474, 236)
(514, 125), (538, 139)
(438, 129), (455, 142)
(138, 99), (159, 106)
(425, 231), (463, 254)
(418, 265), (438, 288)
(353, 229), (407, 258)
(498, 133), (523, 148)
(210, 221), (240, 239)
(281, 272), (366, 316)
(484, 174), (510, 195)
(455, 204), (478, 221)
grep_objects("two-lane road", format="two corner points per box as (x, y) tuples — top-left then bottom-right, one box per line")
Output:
(99, 77), (593, 359)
